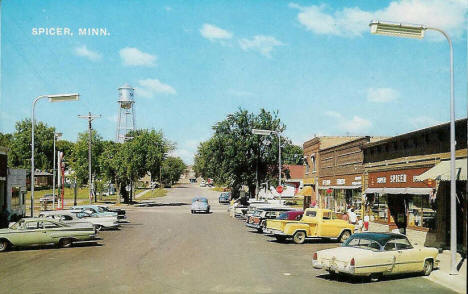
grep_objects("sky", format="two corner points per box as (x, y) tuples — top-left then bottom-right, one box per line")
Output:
(0, 0), (467, 164)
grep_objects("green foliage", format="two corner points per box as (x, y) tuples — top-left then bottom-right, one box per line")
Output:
(0, 132), (12, 147)
(282, 144), (304, 165)
(71, 130), (103, 185)
(193, 108), (301, 198)
(161, 156), (187, 185)
(7, 119), (56, 170)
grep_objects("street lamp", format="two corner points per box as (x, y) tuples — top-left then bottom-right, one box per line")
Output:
(52, 132), (62, 209)
(252, 128), (282, 200)
(369, 20), (457, 275)
(31, 93), (79, 217)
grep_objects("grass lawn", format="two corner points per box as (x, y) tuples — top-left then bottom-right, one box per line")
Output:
(211, 186), (227, 192)
(26, 187), (91, 201)
(136, 188), (167, 200)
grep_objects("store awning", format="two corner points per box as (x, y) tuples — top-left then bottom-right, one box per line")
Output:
(298, 186), (313, 196)
(319, 185), (361, 190)
(414, 158), (467, 182)
(364, 187), (433, 195)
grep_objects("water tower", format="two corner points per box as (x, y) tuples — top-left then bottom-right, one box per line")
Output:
(116, 83), (136, 143)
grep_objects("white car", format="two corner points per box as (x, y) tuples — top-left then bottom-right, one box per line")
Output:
(312, 232), (439, 280)
(40, 210), (119, 231)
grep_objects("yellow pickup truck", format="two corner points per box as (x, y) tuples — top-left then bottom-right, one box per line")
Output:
(265, 208), (354, 244)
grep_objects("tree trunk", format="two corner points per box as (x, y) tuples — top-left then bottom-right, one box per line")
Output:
(120, 182), (129, 204)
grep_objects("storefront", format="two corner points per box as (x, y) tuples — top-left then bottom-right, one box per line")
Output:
(364, 168), (436, 233)
(319, 174), (362, 214)
(362, 118), (467, 252)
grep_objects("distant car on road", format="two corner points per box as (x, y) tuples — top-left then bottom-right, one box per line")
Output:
(199, 181), (206, 187)
(0, 218), (97, 252)
(191, 197), (210, 214)
(312, 232), (439, 280)
(218, 192), (230, 204)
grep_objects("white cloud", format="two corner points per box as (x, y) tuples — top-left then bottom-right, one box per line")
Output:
(325, 111), (372, 134)
(135, 78), (176, 98)
(367, 88), (399, 103)
(200, 24), (233, 41)
(119, 47), (157, 67)
(409, 116), (442, 129)
(74, 45), (101, 61)
(289, 0), (467, 40)
(340, 116), (372, 133)
(239, 35), (284, 57)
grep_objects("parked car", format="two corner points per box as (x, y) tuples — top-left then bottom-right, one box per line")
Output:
(312, 232), (439, 280)
(199, 181), (206, 187)
(95, 205), (126, 221)
(245, 207), (296, 233)
(70, 205), (118, 218)
(39, 210), (119, 231)
(191, 197), (210, 213)
(0, 218), (97, 252)
(263, 210), (304, 234)
(39, 194), (58, 204)
(266, 208), (355, 244)
(218, 192), (231, 204)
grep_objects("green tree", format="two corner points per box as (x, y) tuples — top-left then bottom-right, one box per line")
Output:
(193, 108), (299, 198)
(8, 119), (55, 170)
(161, 157), (187, 185)
(71, 130), (103, 185)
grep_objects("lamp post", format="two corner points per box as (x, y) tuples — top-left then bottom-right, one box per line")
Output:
(252, 128), (282, 200)
(52, 132), (62, 210)
(31, 93), (79, 217)
(369, 20), (457, 275)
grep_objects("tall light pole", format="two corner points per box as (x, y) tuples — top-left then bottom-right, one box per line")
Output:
(369, 20), (458, 275)
(52, 131), (62, 210)
(78, 112), (102, 204)
(252, 128), (282, 200)
(31, 93), (79, 217)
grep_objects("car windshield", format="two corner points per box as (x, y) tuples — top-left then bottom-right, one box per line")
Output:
(9, 219), (24, 230)
(343, 236), (382, 252)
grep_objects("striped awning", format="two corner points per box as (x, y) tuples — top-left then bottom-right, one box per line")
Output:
(414, 158), (467, 182)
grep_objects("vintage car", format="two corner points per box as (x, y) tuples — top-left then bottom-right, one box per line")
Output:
(218, 192), (231, 204)
(191, 197), (210, 213)
(70, 205), (118, 218)
(245, 207), (296, 232)
(266, 208), (354, 244)
(312, 232), (439, 280)
(263, 210), (304, 234)
(40, 210), (119, 231)
(95, 205), (126, 221)
(0, 218), (97, 252)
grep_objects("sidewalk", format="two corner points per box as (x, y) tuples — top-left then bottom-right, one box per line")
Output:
(367, 222), (466, 293)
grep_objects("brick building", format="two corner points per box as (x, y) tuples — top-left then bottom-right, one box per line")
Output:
(302, 136), (361, 207)
(362, 119), (467, 252)
(318, 136), (386, 213)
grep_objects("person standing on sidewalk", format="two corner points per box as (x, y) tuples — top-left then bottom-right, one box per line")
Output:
(363, 214), (370, 231)
(348, 208), (357, 225)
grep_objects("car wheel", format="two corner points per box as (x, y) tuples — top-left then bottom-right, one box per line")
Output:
(257, 228), (263, 233)
(60, 239), (73, 248)
(95, 225), (103, 231)
(275, 235), (286, 242)
(191, 210), (194, 214)
(422, 259), (433, 276)
(339, 230), (351, 243)
(293, 231), (306, 244)
(0, 239), (9, 252)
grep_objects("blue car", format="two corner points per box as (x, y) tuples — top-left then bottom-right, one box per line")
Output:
(218, 192), (230, 204)
(191, 197), (210, 214)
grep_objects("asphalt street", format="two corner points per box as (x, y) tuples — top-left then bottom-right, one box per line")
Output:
(0, 184), (456, 294)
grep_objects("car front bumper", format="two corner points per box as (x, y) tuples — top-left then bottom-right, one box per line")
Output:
(245, 223), (261, 229)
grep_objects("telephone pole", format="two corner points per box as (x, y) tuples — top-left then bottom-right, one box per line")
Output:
(78, 112), (102, 203)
